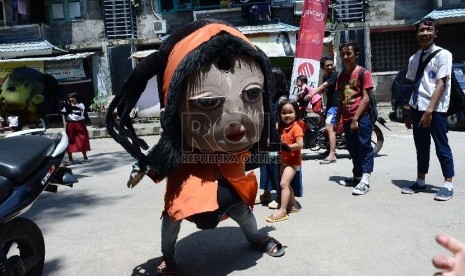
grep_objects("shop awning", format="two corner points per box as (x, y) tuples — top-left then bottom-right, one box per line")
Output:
(236, 22), (299, 35)
(0, 40), (67, 59)
(0, 52), (95, 63)
(424, 8), (465, 24)
(131, 50), (158, 59)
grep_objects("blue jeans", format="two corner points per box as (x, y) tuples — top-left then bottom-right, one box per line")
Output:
(412, 109), (454, 178)
(343, 113), (374, 177)
(161, 202), (261, 258)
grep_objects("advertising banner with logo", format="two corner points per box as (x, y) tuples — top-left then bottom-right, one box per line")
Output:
(289, 0), (329, 98)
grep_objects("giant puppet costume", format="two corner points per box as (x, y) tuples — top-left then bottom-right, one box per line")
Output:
(0, 67), (64, 130)
(106, 19), (286, 275)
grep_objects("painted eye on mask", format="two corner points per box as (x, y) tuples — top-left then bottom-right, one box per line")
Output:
(7, 86), (17, 93)
(188, 96), (226, 110)
(241, 88), (263, 103)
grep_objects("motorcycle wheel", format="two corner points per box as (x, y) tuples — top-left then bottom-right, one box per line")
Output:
(372, 124), (384, 155)
(0, 217), (45, 276)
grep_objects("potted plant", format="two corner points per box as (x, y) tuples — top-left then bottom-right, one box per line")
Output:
(88, 97), (108, 128)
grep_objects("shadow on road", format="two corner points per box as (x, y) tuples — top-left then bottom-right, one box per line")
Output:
(68, 150), (135, 175)
(132, 226), (281, 276)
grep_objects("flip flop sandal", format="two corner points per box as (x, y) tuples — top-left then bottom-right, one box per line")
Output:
(320, 159), (336, 165)
(255, 236), (285, 257)
(266, 213), (289, 223)
(287, 206), (301, 213)
(156, 258), (177, 276)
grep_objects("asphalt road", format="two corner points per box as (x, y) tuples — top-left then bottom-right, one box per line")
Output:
(24, 106), (465, 276)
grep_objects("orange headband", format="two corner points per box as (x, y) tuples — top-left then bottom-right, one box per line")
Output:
(162, 23), (255, 104)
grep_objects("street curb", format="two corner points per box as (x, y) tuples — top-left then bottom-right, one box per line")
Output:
(0, 122), (161, 139)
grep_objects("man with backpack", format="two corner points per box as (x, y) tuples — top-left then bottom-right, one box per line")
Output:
(336, 40), (375, 196)
(401, 17), (455, 201)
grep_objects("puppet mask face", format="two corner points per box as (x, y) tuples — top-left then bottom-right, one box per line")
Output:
(0, 75), (44, 113)
(179, 55), (265, 153)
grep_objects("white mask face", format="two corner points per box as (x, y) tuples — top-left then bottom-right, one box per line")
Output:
(179, 55), (265, 153)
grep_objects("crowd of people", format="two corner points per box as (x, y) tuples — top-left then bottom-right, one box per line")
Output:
(255, 17), (456, 220)
(253, 16), (462, 274)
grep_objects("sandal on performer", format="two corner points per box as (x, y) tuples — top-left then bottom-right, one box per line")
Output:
(254, 236), (285, 257)
(156, 258), (177, 276)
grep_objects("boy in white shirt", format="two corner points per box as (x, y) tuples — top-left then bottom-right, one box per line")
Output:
(401, 17), (454, 201)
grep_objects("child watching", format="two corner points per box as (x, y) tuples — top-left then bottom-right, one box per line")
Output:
(295, 75), (322, 115)
(266, 99), (303, 223)
(336, 40), (375, 196)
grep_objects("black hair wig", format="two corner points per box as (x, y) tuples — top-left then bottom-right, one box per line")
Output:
(106, 19), (279, 180)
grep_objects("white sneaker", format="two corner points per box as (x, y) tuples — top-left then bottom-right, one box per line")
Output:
(268, 200), (280, 209)
(352, 182), (370, 195)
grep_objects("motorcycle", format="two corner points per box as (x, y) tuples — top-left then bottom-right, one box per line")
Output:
(0, 128), (78, 276)
(301, 112), (391, 155)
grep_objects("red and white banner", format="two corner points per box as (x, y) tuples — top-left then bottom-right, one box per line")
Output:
(290, 0), (329, 98)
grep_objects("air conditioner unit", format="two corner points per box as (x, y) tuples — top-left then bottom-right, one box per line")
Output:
(294, 1), (303, 15)
(153, 20), (167, 34)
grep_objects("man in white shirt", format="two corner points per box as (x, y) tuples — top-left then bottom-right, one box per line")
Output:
(401, 17), (454, 201)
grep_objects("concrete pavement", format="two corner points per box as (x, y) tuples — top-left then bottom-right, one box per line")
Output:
(23, 103), (465, 276)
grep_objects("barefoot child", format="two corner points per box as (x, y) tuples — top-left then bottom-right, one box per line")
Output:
(266, 99), (303, 222)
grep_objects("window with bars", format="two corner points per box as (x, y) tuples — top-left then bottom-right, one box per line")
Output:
(50, 0), (82, 21)
(333, 0), (365, 23)
(370, 30), (418, 72)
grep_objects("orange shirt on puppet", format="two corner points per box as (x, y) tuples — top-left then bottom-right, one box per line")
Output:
(161, 151), (258, 221)
(279, 121), (304, 166)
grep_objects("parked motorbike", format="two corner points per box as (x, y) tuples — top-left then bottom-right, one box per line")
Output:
(302, 113), (391, 155)
(0, 128), (78, 276)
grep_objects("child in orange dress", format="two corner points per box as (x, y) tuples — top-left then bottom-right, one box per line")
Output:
(266, 99), (303, 222)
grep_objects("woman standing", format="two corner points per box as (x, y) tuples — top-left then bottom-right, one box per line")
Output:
(61, 93), (91, 165)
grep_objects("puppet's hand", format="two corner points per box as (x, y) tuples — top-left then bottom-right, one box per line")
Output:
(127, 162), (146, 188)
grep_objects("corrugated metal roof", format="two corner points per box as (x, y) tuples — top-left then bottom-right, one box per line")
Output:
(0, 40), (67, 59)
(237, 22), (299, 34)
(0, 52), (95, 63)
(131, 49), (158, 59)
(424, 8), (465, 24)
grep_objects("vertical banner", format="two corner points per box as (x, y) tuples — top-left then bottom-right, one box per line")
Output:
(289, 0), (329, 98)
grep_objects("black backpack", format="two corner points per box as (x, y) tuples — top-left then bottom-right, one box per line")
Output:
(415, 49), (465, 115)
(358, 68), (378, 124)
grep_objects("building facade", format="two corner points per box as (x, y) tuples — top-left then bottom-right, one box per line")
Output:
(0, 0), (463, 110)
